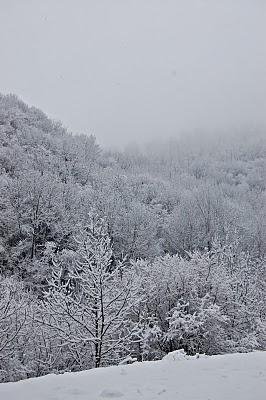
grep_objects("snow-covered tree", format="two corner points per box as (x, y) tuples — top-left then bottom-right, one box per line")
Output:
(0, 277), (29, 382)
(42, 212), (138, 368)
(165, 296), (228, 355)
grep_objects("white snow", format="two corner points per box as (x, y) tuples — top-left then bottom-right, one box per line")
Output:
(0, 351), (266, 400)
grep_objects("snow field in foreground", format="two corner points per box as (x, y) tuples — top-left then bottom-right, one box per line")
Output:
(0, 351), (266, 400)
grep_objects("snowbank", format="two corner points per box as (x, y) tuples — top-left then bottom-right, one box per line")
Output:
(0, 351), (266, 400)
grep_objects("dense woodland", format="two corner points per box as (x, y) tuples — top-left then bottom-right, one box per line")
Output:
(0, 93), (266, 382)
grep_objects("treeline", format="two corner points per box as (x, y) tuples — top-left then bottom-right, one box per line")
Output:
(0, 94), (266, 382)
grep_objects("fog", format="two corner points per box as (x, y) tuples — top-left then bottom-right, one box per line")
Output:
(0, 0), (265, 147)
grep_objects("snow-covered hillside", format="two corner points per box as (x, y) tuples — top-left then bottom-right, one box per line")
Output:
(0, 351), (265, 400)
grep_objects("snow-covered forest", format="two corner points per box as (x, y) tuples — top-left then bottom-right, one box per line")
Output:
(0, 93), (266, 382)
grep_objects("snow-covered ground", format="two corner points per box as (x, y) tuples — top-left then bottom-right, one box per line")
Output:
(0, 351), (266, 400)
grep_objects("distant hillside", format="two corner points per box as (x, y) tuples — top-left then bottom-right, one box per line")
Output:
(1, 94), (266, 280)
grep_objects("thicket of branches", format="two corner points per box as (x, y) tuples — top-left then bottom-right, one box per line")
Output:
(0, 94), (266, 382)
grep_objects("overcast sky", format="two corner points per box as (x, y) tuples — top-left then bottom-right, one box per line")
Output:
(0, 0), (265, 147)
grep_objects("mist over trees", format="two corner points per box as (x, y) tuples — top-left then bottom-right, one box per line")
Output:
(0, 93), (266, 382)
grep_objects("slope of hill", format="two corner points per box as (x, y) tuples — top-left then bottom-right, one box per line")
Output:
(1, 94), (266, 383)
(0, 351), (265, 400)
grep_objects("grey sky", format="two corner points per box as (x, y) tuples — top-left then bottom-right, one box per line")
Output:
(0, 0), (265, 147)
